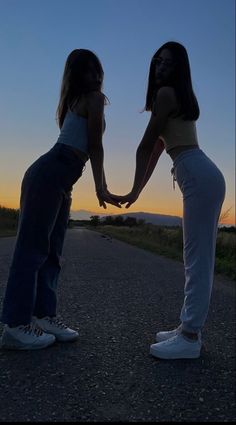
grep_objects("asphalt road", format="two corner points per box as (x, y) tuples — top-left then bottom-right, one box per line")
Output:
(0, 228), (235, 422)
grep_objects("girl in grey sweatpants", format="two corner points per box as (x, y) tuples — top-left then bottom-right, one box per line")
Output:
(172, 148), (226, 334)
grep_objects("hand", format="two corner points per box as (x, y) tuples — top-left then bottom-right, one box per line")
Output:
(109, 191), (139, 208)
(96, 188), (122, 209)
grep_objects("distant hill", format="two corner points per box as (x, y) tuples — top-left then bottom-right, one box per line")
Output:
(70, 209), (99, 221)
(70, 210), (182, 226)
(102, 212), (182, 226)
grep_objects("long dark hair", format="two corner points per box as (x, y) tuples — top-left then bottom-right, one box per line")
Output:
(56, 49), (107, 128)
(145, 41), (200, 120)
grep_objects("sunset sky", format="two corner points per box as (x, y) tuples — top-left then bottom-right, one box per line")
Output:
(0, 0), (235, 224)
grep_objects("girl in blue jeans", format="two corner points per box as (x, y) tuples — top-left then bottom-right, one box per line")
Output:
(112, 41), (225, 359)
(1, 49), (120, 350)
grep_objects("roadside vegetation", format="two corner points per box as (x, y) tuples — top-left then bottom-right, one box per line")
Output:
(1, 207), (235, 280)
(87, 215), (236, 281)
(0, 205), (19, 237)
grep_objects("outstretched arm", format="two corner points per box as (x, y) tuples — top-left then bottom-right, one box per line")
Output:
(109, 137), (164, 203)
(116, 87), (174, 208)
(110, 136), (164, 208)
(138, 137), (165, 192)
(102, 168), (107, 190)
(87, 92), (120, 209)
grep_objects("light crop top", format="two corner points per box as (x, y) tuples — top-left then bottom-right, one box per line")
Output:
(56, 109), (106, 156)
(160, 116), (199, 153)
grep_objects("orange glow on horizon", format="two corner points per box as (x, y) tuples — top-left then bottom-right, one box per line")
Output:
(1, 199), (235, 226)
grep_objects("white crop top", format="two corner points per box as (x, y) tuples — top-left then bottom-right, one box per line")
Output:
(160, 116), (199, 152)
(56, 110), (106, 155)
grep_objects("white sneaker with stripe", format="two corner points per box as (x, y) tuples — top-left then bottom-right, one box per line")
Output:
(33, 316), (79, 342)
(1, 323), (56, 350)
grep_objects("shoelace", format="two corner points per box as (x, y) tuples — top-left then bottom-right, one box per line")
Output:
(19, 323), (43, 337)
(46, 317), (68, 329)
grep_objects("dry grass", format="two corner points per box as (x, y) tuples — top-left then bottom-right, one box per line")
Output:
(95, 224), (236, 280)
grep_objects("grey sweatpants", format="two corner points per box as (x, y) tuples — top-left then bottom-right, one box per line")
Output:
(172, 149), (226, 334)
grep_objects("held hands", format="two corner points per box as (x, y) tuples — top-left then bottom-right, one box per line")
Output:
(96, 187), (139, 209)
(96, 187), (122, 209)
(105, 190), (139, 209)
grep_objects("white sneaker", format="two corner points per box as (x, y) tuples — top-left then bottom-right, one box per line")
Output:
(150, 334), (201, 359)
(0, 323), (56, 350)
(156, 328), (180, 342)
(33, 316), (79, 342)
(156, 328), (202, 343)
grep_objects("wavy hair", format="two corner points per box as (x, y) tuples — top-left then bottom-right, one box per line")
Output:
(56, 49), (107, 128)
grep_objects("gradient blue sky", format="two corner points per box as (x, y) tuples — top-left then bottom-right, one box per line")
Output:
(0, 0), (235, 223)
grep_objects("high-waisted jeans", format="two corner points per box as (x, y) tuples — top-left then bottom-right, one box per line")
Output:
(1, 143), (85, 326)
(171, 149), (226, 334)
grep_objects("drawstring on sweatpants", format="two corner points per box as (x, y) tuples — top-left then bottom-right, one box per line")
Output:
(171, 167), (176, 190)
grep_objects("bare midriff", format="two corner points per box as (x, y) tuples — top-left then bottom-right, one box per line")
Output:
(167, 144), (199, 161)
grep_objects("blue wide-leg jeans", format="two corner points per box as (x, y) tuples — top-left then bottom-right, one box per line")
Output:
(172, 149), (226, 334)
(1, 143), (85, 326)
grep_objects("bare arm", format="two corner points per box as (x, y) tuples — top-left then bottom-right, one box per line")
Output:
(102, 167), (108, 190)
(118, 87), (175, 208)
(87, 91), (105, 192)
(138, 137), (165, 192)
(130, 87), (173, 197)
(87, 91), (120, 209)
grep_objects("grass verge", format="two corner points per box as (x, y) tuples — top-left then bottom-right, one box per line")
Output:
(92, 224), (236, 281)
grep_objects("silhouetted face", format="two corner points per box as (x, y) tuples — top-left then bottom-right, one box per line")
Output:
(84, 61), (103, 86)
(152, 49), (175, 85)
